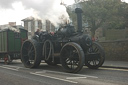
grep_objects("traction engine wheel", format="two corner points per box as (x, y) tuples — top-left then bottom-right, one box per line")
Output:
(21, 39), (41, 68)
(86, 42), (105, 69)
(43, 40), (57, 66)
(4, 54), (12, 64)
(60, 42), (85, 73)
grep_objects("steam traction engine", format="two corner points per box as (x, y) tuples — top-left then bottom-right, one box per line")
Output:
(21, 8), (105, 73)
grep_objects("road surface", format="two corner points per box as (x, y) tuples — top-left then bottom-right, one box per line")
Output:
(0, 60), (128, 85)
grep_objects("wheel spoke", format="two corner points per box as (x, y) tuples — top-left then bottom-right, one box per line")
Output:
(60, 42), (85, 73)
(23, 47), (29, 51)
(86, 42), (105, 69)
(66, 58), (70, 62)
(72, 60), (74, 69)
(88, 61), (91, 64)
(28, 43), (32, 49)
(73, 60), (78, 69)
(70, 60), (73, 69)
(93, 47), (99, 52)
(88, 47), (93, 53)
(93, 60), (96, 65)
(21, 40), (41, 68)
(29, 46), (34, 52)
(26, 61), (30, 65)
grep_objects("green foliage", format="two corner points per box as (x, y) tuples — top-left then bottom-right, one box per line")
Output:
(67, 0), (128, 37)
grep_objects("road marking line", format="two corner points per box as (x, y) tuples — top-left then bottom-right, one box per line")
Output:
(3, 65), (21, 68)
(66, 77), (87, 79)
(13, 59), (22, 62)
(100, 67), (128, 72)
(2, 65), (30, 70)
(35, 70), (98, 78)
(0, 66), (18, 71)
(30, 72), (78, 84)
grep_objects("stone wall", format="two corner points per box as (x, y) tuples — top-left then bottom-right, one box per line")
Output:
(105, 29), (128, 40)
(100, 39), (128, 61)
(95, 28), (128, 41)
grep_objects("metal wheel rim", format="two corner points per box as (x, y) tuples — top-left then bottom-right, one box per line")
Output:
(21, 41), (36, 67)
(60, 42), (84, 73)
(86, 42), (105, 68)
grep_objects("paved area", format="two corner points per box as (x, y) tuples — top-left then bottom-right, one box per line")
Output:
(103, 61), (128, 69)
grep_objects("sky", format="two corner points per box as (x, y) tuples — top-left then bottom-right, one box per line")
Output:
(0, 0), (127, 25)
(0, 0), (75, 25)
(122, 0), (128, 3)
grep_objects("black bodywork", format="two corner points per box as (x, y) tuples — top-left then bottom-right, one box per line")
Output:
(21, 8), (105, 73)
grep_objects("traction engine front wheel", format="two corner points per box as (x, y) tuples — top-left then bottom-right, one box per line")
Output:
(86, 42), (105, 69)
(60, 42), (85, 73)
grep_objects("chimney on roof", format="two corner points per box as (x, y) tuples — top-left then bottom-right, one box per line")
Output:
(9, 22), (16, 26)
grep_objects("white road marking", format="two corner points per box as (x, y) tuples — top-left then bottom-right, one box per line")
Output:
(30, 72), (78, 84)
(66, 77), (87, 79)
(2, 65), (30, 70)
(100, 67), (128, 72)
(35, 70), (98, 78)
(13, 59), (22, 63)
(3, 65), (22, 68)
(0, 66), (19, 71)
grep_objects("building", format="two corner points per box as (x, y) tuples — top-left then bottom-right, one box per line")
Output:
(0, 22), (24, 32)
(22, 17), (57, 38)
(21, 17), (42, 38)
(45, 20), (56, 32)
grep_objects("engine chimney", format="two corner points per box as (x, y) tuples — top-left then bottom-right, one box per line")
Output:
(75, 8), (83, 33)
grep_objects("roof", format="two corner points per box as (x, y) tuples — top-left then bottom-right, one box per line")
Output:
(21, 16), (41, 21)
(0, 25), (25, 32)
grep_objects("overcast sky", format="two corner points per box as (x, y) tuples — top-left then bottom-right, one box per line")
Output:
(0, 0), (127, 25)
(0, 0), (75, 25)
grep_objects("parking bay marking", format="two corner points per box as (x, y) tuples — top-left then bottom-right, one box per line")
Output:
(100, 67), (128, 72)
(30, 72), (78, 84)
(36, 70), (98, 79)
(0, 65), (98, 79)
(0, 65), (30, 71)
(32, 70), (98, 83)
(66, 77), (87, 79)
(0, 66), (19, 71)
(0, 65), (78, 84)
(3, 65), (22, 69)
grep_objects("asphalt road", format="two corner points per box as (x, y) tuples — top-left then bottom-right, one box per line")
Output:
(0, 60), (128, 85)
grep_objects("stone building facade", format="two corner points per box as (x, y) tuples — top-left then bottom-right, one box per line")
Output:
(22, 17), (56, 38)
(21, 17), (42, 38)
(45, 20), (56, 32)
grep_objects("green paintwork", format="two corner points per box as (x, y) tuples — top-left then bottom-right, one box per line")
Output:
(0, 29), (28, 53)
(20, 29), (27, 39)
(0, 31), (8, 52)
(8, 30), (15, 52)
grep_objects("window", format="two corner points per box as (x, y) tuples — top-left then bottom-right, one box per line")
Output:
(15, 33), (20, 38)
(28, 22), (31, 32)
(35, 20), (38, 32)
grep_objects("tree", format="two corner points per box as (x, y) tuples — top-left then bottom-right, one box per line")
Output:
(81, 0), (123, 37)
(67, 0), (128, 37)
(104, 1), (128, 29)
(119, 2), (128, 28)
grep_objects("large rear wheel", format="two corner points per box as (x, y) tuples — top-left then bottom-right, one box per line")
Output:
(60, 42), (85, 73)
(21, 39), (42, 68)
